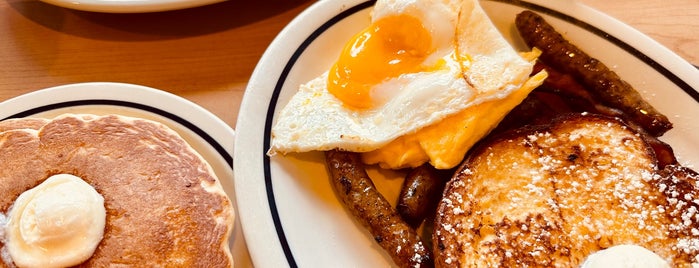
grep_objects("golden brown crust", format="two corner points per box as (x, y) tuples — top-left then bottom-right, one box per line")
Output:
(398, 164), (447, 228)
(514, 10), (672, 136)
(0, 114), (233, 267)
(433, 113), (699, 267)
(0, 118), (49, 132)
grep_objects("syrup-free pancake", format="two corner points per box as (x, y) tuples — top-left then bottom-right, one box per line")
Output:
(0, 114), (234, 267)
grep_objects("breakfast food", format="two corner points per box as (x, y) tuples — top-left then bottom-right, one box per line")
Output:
(269, 0), (547, 266)
(269, 0), (547, 170)
(498, 60), (679, 169)
(397, 164), (446, 228)
(268, 0), (692, 266)
(0, 118), (49, 132)
(0, 114), (234, 267)
(431, 10), (698, 267)
(514, 10), (672, 137)
(325, 150), (432, 267)
(581, 245), (670, 268)
(5, 173), (106, 267)
(433, 113), (699, 267)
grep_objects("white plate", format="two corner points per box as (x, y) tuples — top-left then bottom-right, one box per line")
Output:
(39, 0), (223, 13)
(236, 0), (699, 267)
(0, 82), (251, 267)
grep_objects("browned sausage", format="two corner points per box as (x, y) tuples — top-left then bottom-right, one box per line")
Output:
(397, 163), (446, 228)
(325, 150), (433, 268)
(515, 10), (672, 136)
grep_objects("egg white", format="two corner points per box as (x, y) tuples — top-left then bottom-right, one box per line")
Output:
(371, 0), (460, 66)
(268, 0), (534, 155)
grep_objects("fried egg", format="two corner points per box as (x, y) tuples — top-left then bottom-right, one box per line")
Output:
(268, 0), (538, 161)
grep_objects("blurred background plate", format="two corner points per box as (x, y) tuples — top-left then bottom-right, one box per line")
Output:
(38, 0), (225, 13)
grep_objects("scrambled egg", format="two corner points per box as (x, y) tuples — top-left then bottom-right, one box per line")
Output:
(362, 52), (547, 169)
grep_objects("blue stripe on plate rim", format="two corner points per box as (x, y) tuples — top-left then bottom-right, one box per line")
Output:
(262, 0), (699, 266)
(0, 99), (233, 167)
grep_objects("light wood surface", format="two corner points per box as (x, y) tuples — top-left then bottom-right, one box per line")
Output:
(0, 0), (696, 267)
(580, 0), (698, 67)
(0, 0), (316, 127)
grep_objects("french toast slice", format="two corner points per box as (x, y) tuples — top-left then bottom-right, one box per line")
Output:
(433, 113), (699, 267)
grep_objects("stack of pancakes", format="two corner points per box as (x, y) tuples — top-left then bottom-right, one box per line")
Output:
(0, 114), (234, 267)
(433, 114), (699, 267)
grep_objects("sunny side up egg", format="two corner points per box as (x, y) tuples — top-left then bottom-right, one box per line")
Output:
(268, 0), (545, 169)
(327, 0), (461, 109)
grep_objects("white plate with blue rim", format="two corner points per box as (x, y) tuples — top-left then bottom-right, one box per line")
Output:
(0, 82), (252, 267)
(235, 0), (699, 266)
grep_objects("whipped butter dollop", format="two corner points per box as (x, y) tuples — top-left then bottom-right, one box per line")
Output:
(5, 174), (106, 268)
(581, 245), (670, 268)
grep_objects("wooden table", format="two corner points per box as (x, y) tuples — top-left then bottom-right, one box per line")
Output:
(0, 0), (318, 128)
(0, 0), (697, 267)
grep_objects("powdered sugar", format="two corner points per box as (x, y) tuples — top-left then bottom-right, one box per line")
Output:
(435, 116), (699, 266)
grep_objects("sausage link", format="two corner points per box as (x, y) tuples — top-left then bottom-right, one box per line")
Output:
(515, 10), (672, 136)
(325, 150), (433, 268)
(397, 163), (446, 228)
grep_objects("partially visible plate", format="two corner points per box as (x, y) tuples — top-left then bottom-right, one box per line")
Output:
(39, 0), (224, 13)
(0, 82), (251, 267)
(236, 0), (699, 267)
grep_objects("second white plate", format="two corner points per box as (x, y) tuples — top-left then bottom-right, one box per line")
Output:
(0, 82), (252, 267)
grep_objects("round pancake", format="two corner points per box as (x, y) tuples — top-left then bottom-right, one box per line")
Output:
(0, 114), (234, 267)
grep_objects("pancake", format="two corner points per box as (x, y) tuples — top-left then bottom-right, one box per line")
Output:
(433, 113), (699, 267)
(0, 114), (234, 267)
(0, 118), (49, 132)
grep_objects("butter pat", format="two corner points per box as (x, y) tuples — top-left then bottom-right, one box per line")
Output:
(6, 174), (106, 268)
(582, 245), (669, 268)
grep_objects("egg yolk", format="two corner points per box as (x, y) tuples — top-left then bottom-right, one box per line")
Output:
(328, 14), (433, 109)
